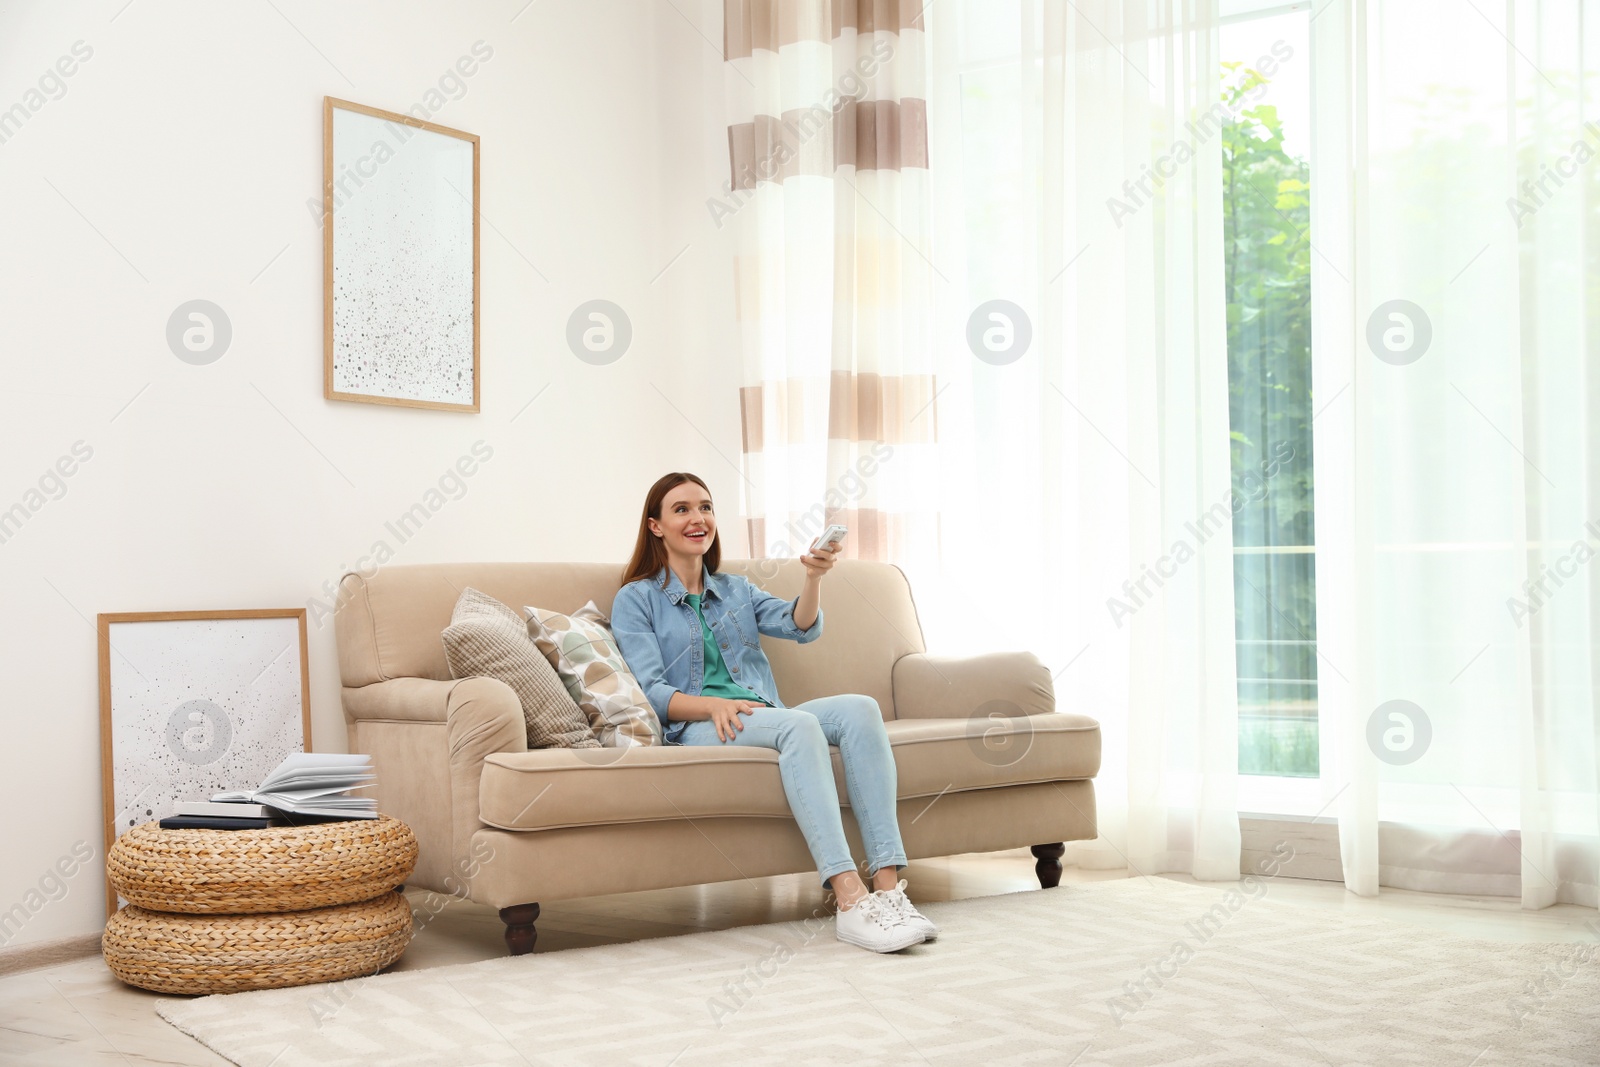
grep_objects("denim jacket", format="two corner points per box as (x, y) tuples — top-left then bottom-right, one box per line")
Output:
(610, 564), (823, 743)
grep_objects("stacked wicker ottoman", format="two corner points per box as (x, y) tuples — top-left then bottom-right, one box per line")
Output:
(102, 815), (418, 995)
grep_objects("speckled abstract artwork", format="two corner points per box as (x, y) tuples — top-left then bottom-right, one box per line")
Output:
(331, 106), (475, 406)
(105, 617), (306, 839)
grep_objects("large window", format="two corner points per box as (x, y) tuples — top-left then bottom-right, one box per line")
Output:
(1220, 3), (1319, 779)
(945, 0), (1324, 794)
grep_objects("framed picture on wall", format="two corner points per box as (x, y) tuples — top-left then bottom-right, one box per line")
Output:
(97, 609), (311, 916)
(323, 96), (481, 412)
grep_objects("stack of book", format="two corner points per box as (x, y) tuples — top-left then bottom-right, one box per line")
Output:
(160, 800), (281, 830)
(159, 753), (378, 830)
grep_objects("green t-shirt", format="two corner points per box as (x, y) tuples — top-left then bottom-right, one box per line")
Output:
(684, 593), (767, 703)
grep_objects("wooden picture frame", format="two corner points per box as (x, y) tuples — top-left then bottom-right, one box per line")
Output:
(97, 609), (312, 917)
(323, 96), (481, 413)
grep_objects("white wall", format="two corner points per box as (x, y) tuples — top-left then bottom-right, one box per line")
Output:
(0, 0), (740, 949)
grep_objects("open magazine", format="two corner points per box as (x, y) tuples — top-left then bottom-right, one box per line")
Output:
(213, 752), (378, 820)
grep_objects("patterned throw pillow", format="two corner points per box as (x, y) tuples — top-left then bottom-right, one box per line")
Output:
(441, 588), (600, 750)
(524, 601), (662, 747)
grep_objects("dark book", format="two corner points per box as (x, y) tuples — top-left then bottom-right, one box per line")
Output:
(159, 815), (279, 830)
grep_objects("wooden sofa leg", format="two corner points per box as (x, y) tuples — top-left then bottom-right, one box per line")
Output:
(500, 903), (540, 956)
(1031, 843), (1065, 888)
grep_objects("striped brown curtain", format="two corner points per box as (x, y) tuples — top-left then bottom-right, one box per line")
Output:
(719, 0), (940, 573)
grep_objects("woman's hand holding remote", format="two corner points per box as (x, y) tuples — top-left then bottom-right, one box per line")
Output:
(793, 534), (841, 631)
(800, 537), (843, 581)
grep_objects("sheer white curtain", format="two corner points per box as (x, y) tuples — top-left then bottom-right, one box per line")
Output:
(924, 0), (1241, 880)
(1312, 0), (1599, 907)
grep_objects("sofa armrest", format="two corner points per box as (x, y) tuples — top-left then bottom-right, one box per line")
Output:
(891, 651), (1055, 719)
(342, 676), (526, 876)
(443, 676), (527, 865)
(341, 677), (526, 749)
(342, 676), (458, 723)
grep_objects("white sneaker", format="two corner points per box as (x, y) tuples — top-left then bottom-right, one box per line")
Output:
(835, 891), (925, 952)
(881, 880), (939, 941)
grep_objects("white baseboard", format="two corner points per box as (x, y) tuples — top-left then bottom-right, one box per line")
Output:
(0, 933), (103, 977)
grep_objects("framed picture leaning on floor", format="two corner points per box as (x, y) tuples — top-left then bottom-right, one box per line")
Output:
(96, 608), (311, 916)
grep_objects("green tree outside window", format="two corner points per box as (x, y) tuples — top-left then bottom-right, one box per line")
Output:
(1221, 61), (1320, 777)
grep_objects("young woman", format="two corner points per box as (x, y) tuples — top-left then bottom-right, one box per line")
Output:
(610, 472), (937, 953)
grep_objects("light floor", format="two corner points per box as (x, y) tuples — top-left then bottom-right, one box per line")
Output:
(3, 848), (1597, 1065)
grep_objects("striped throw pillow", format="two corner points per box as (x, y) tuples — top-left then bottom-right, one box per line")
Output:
(442, 588), (600, 749)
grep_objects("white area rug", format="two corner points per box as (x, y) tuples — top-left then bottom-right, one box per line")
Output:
(157, 878), (1600, 1066)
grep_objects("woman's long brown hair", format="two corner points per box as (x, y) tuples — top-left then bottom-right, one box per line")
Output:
(620, 472), (721, 587)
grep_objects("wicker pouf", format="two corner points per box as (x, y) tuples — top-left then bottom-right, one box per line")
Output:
(103, 892), (414, 995)
(103, 814), (419, 995)
(107, 815), (417, 913)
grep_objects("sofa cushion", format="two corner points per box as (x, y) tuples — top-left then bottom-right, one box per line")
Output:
(525, 601), (662, 747)
(479, 712), (1101, 831)
(441, 589), (599, 750)
(862, 714), (1101, 801)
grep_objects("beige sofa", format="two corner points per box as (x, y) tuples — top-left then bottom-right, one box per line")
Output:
(335, 558), (1101, 953)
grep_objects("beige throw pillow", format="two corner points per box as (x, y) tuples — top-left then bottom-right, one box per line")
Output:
(442, 588), (600, 750)
(525, 601), (662, 747)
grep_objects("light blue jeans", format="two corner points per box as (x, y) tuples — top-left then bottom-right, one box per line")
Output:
(676, 694), (908, 888)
